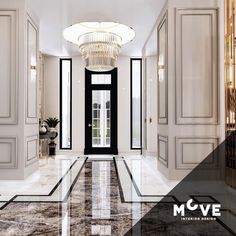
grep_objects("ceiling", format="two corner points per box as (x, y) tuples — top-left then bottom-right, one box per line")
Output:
(27, 0), (165, 57)
(144, 27), (158, 57)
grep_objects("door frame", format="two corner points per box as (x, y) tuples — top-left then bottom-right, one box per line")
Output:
(84, 68), (118, 155)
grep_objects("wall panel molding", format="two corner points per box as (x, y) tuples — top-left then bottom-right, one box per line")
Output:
(0, 137), (17, 169)
(25, 135), (38, 167)
(0, 10), (18, 124)
(158, 134), (168, 167)
(175, 8), (218, 125)
(157, 11), (168, 124)
(175, 137), (219, 170)
(26, 15), (38, 124)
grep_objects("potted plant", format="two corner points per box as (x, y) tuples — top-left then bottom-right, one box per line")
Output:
(44, 117), (60, 132)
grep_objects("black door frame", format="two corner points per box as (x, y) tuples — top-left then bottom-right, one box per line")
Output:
(84, 68), (118, 155)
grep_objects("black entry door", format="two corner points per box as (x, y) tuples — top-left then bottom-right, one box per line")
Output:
(84, 68), (118, 155)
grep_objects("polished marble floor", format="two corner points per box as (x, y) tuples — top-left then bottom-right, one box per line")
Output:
(0, 155), (235, 235)
(0, 158), (156, 235)
(0, 156), (179, 205)
(115, 156), (178, 202)
(0, 155), (78, 202)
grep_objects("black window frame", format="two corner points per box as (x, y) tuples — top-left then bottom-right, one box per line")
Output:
(59, 58), (72, 150)
(130, 58), (142, 150)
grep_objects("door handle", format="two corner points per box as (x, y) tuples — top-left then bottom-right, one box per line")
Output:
(88, 124), (95, 127)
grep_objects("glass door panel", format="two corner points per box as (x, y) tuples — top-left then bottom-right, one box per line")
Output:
(92, 90), (111, 148)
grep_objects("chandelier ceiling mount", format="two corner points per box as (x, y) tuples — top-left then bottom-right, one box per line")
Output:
(63, 22), (135, 72)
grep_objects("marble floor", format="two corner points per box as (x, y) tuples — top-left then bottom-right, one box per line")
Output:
(0, 155), (235, 235)
(115, 156), (179, 202)
(0, 156), (80, 203)
(0, 155), (179, 206)
(0, 156), (156, 235)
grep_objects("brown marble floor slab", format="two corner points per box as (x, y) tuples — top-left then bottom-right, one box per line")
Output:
(0, 160), (155, 236)
(0, 160), (233, 236)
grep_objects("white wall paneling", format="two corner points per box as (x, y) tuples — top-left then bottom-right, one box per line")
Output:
(38, 53), (45, 119)
(0, 1), (39, 179)
(25, 135), (38, 166)
(145, 57), (158, 154)
(0, 137), (17, 169)
(175, 137), (219, 170)
(158, 135), (168, 167)
(142, 0), (223, 180)
(26, 15), (38, 124)
(157, 11), (168, 124)
(0, 10), (18, 124)
(175, 8), (218, 125)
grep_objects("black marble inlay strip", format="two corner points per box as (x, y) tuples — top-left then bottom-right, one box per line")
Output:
(122, 158), (176, 199)
(113, 157), (177, 203)
(62, 157), (88, 202)
(113, 157), (125, 203)
(0, 196), (17, 210)
(0, 157), (88, 210)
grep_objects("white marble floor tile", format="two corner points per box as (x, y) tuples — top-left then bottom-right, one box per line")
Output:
(115, 158), (175, 202)
(0, 202), (6, 208)
(14, 157), (86, 202)
(124, 157), (179, 195)
(0, 155), (79, 201)
(88, 155), (114, 160)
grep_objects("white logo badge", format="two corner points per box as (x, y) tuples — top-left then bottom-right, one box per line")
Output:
(173, 199), (221, 221)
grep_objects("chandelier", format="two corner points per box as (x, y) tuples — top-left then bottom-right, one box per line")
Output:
(63, 22), (135, 72)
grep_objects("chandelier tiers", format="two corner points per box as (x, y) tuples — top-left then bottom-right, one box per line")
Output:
(63, 22), (135, 72)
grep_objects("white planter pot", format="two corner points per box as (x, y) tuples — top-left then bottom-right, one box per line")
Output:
(49, 127), (57, 132)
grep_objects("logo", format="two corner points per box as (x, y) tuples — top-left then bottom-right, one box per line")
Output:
(173, 199), (221, 221)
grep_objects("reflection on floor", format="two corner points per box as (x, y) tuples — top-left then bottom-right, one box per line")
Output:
(0, 156), (155, 235)
(0, 155), (78, 202)
(0, 155), (234, 235)
(115, 156), (179, 202)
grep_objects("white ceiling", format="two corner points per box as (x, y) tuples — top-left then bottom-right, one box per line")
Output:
(27, 0), (165, 57)
(144, 27), (158, 56)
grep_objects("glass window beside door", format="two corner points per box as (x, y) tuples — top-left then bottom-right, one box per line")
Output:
(131, 58), (142, 150)
(60, 58), (72, 150)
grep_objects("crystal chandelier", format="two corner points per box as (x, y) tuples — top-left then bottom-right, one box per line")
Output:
(63, 22), (135, 72)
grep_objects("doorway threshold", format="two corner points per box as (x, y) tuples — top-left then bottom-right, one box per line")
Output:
(87, 155), (114, 161)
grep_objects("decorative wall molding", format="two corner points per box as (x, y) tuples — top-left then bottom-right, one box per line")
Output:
(175, 8), (218, 125)
(0, 137), (17, 169)
(157, 11), (168, 124)
(25, 135), (38, 167)
(0, 10), (18, 124)
(158, 135), (168, 167)
(26, 15), (38, 124)
(175, 137), (219, 170)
